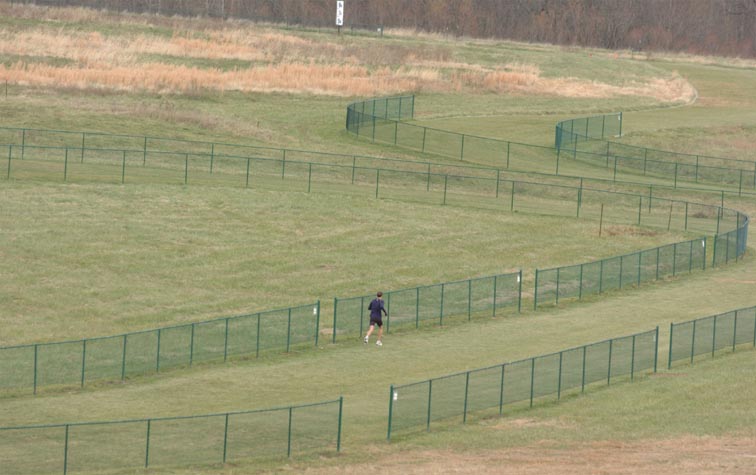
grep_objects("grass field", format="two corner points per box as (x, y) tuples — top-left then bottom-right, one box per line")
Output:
(1, 3), (756, 474)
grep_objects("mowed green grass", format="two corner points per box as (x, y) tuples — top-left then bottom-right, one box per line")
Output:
(1, 9), (756, 474)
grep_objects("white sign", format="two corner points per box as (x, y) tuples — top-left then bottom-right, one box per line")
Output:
(335, 1), (344, 26)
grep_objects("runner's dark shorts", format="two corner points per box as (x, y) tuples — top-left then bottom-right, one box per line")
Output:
(370, 317), (383, 327)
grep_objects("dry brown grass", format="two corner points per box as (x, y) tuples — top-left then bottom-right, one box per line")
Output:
(0, 3), (696, 100)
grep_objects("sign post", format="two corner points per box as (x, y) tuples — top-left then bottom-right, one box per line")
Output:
(336, 1), (344, 34)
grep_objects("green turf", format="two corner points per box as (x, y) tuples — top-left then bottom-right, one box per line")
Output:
(1, 7), (756, 474)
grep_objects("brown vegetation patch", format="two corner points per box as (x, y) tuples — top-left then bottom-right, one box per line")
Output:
(602, 226), (659, 237)
(302, 436), (756, 474)
(0, 5), (696, 101)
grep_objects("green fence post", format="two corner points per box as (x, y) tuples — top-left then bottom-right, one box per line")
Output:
(630, 335), (636, 381)
(416, 287), (420, 328)
(308, 163), (312, 193)
(739, 169), (744, 196)
(492, 275), (498, 316)
(463, 372), (470, 423)
(442, 175), (448, 205)
(33, 344), (38, 395)
(673, 163), (678, 188)
(210, 143), (215, 174)
(6, 144), (11, 179)
(510, 181), (515, 211)
(256, 314), (261, 358)
(287, 406), (293, 457)
(121, 150), (126, 184)
(184, 153), (189, 185)
(732, 311), (739, 352)
(690, 320), (697, 364)
(156, 328), (162, 372)
(467, 279), (472, 321)
(498, 364), (506, 414)
(612, 156), (618, 181)
(637, 252), (642, 287)
(222, 413), (229, 463)
(351, 156), (356, 184)
(529, 358), (535, 407)
(80, 132), (85, 162)
(576, 179), (582, 217)
(315, 301), (321, 346)
(80, 339), (87, 388)
(533, 270), (539, 310)
(121, 334), (128, 380)
(607, 339), (613, 384)
(518, 270), (522, 313)
(668, 323), (674, 369)
(394, 121), (398, 145)
(581, 345), (587, 393)
(332, 298), (338, 344)
(426, 380), (433, 431)
(223, 318), (229, 362)
(337, 396), (344, 450)
(189, 323), (195, 366)
(245, 158), (250, 188)
(375, 169), (380, 199)
(684, 202), (689, 230)
(555, 146), (560, 175)
(578, 264), (584, 300)
(695, 155), (699, 182)
(654, 326), (659, 373)
(555, 267), (561, 305)
(712, 314), (718, 357)
(557, 351), (563, 400)
(667, 201), (673, 231)
(637, 196), (642, 225)
(20, 128), (25, 160)
(506, 141), (511, 169)
(63, 424), (70, 475)
(495, 169), (500, 198)
(619, 111), (623, 136)
(145, 419), (152, 468)
(440, 283), (445, 325)
(421, 127), (427, 153)
(286, 308), (292, 352)
(460, 134), (465, 160)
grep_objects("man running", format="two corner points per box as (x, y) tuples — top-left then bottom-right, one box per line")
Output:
(364, 291), (388, 346)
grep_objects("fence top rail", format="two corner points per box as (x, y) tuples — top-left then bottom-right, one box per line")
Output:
(0, 302), (319, 351)
(536, 237), (708, 274)
(393, 328), (657, 390)
(0, 397), (342, 431)
(336, 270), (522, 304)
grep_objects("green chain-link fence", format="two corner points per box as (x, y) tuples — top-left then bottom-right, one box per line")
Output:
(331, 271), (522, 342)
(348, 97), (756, 193)
(668, 305), (756, 368)
(0, 398), (343, 475)
(534, 237), (707, 309)
(387, 328), (658, 439)
(555, 115), (756, 191)
(0, 303), (320, 394)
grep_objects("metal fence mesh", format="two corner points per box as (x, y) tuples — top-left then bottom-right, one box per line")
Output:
(0, 303), (320, 394)
(387, 329), (658, 439)
(0, 398), (343, 475)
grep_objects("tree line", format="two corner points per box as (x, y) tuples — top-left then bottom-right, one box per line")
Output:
(11, 0), (756, 58)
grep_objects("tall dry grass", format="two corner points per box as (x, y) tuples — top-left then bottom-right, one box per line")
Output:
(0, 2), (696, 101)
